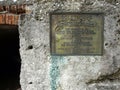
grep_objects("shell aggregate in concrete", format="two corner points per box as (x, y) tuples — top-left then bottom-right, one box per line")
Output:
(18, 0), (120, 90)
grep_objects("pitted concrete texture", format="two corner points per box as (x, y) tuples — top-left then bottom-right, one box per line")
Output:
(0, 0), (33, 5)
(19, 0), (120, 90)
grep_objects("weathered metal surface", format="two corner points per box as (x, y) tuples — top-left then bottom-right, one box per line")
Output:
(50, 13), (104, 55)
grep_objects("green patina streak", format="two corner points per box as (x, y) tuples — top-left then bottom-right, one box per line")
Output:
(50, 56), (65, 90)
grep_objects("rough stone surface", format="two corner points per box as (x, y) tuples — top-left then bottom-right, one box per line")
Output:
(19, 0), (120, 90)
(0, 0), (33, 5)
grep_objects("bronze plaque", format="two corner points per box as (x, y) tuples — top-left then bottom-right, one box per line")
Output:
(50, 13), (104, 55)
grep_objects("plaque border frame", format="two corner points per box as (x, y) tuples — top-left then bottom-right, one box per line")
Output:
(50, 12), (104, 56)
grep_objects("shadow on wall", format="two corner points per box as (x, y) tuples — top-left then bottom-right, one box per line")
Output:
(0, 25), (21, 90)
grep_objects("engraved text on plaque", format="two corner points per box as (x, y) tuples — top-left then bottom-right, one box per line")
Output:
(50, 13), (104, 55)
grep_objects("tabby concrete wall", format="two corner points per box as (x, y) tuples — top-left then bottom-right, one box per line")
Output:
(19, 0), (120, 90)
